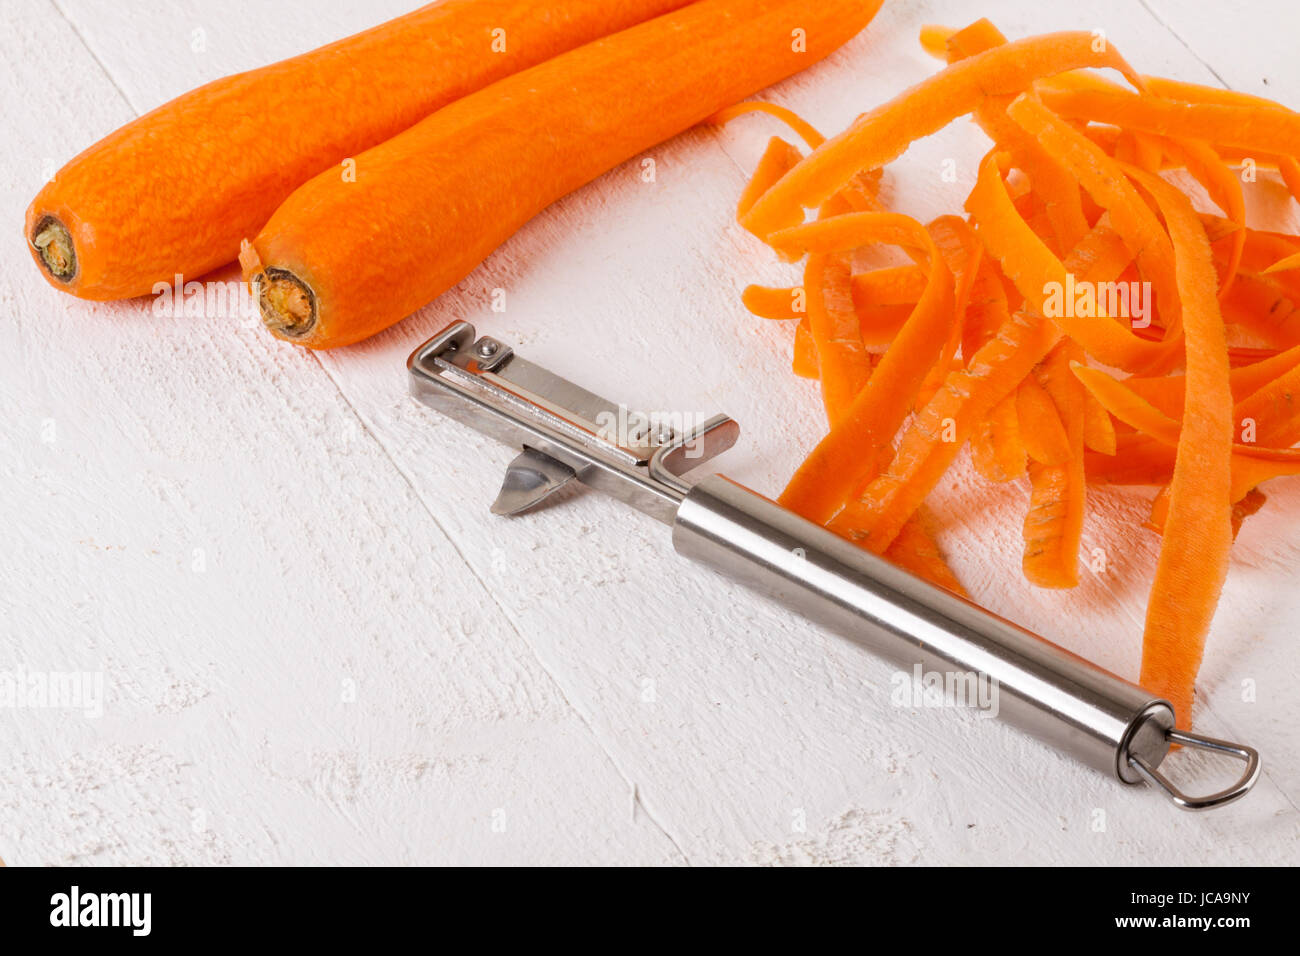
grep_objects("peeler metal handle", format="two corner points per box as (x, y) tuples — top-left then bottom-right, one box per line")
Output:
(408, 321), (1260, 810)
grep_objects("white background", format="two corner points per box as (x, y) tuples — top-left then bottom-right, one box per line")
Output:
(2, 0), (1298, 865)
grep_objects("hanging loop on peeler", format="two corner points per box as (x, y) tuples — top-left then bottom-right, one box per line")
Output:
(1127, 728), (1261, 811)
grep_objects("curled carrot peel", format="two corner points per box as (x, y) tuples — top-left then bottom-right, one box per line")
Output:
(777, 214), (955, 522)
(1022, 342), (1087, 589)
(737, 137), (805, 220)
(1036, 87), (1300, 157)
(961, 257), (1013, 368)
(707, 101), (827, 150)
(1120, 171), (1233, 727)
(966, 152), (1159, 371)
(884, 508), (969, 597)
(833, 223), (1133, 553)
(972, 393), (1027, 483)
(943, 20), (1090, 253)
(1266, 252), (1300, 274)
(741, 31), (1145, 238)
(742, 282), (804, 320)
(1016, 375), (1072, 466)
(804, 252), (869, 425)
(1126, 340), (1300, 423)
(1003, 95), (1183, 355)
(1073, 364), (1300, 464)
(918, 217), (983, 408)
(1158, 137), (1246, 298)
(732, 20), (1300, 727)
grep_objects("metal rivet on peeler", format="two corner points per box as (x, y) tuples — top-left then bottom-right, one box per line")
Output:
(477, 340), (499, 358)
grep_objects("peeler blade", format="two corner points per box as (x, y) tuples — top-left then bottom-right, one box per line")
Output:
(492, 448), (577, 515)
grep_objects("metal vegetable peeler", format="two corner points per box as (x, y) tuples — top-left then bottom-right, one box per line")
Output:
(408, 321), (1261, 811)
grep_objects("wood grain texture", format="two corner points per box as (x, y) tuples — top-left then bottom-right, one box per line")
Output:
(1, 0), (1297, 865)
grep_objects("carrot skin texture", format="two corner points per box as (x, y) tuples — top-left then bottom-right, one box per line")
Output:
(247, 0), (885, 348)
(25, 0), (697, 300)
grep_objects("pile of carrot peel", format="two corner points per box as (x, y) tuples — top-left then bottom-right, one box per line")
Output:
(713, 19), (1300, 727)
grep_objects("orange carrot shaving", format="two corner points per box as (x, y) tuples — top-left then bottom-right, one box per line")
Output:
(971, 393), (1027, 483)
(1016, 374), (1072, 466)
(792, 319), (818, 379)
(737, 137), (805, 219)
(741, 31), (1144, 238)
(1021, 341), (1087, 588)
(729, 20), (1300, 728)
(883, 508), (969, 597)
(1158, 137), (1246, 297)
(1003, 95), (1183, 355)
(742, 282), (805, 320)
(776, 214), (955, 522)
(1265, 252), (1300, 274)
(708, 101), (826, 149)
(1036, 86), (1300, 157)
(917, 216), (983, 407)
(966, 151), (1158, 370)
(804, 252), (869, 424)
(1082, 387), (1118, 456)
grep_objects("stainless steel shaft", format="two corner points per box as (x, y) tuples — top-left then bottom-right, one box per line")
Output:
(672, 475), (1174, 782)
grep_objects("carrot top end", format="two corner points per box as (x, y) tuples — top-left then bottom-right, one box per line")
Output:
(254, 268), (317, 340)
(31, 216), (76, 283)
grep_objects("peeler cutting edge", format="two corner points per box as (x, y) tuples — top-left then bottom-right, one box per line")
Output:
(408, 321), (1261, 811)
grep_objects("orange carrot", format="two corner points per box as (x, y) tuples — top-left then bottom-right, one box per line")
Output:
(25, 0), (698, 300)
(242, 0), (884, 348)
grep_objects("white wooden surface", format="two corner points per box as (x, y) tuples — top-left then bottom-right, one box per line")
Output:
(2, 0), (1298, 866)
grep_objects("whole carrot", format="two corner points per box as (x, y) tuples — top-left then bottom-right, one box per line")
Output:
(25, 0), (697, 301)
(242, 0), (885, 348)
